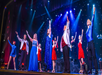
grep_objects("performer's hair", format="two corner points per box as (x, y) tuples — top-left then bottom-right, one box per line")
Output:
(87, 19), (91, 25)
(34, 33), (37, 40)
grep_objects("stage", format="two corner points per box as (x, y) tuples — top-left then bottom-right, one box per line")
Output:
(0, 69), (88, 75)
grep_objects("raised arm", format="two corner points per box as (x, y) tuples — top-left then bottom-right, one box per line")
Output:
(49, 20), (52, 35)
(49, 20), (51, 30)
(26, 30), (33, 42)
(66, 16), (70, 30)
(74, 32), (77, 41)
(57, 36), (58, 43)
(7, 37), (12, 47)
(81, 29), (84, 41)
(15, 31), (22, 42)
(91, 7), (95, 25)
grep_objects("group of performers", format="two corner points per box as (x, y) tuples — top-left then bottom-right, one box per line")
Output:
(6, 6), (98, 74)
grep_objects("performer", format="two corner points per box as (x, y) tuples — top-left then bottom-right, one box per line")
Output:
(15, 31), (29, 70)
(86, 7), (98, 74)
(70, 32), (77, 60)
(7, 37), (16, 70)
(78, 29), (87, 73)
(26, 31), (38, 71)
(52, 36), (58, 73)
(71, 32), (77, 44)
(60, 16), (70, 73)
(45, 20), (53, 72)
(38, 44), (42, 72)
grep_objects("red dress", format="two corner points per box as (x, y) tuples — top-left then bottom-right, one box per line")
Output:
(78, 42), (85, 59)
(38, 48), (41, 61)
(52, 46), (57, 60)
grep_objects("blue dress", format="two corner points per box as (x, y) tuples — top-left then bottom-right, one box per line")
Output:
(45, 34), (53, 70)
(28, 40), (38, 71)
(8, 40), (16, 57)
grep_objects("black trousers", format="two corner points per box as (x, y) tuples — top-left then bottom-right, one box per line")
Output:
(87, 40), (98, 71)
(63, 45), (70, 73)
(19, 50), (27, 67)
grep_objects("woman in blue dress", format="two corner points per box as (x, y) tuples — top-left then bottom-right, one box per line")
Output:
(7, 37), (16, 70)
(45, 20), (53, 72)
(26, 30), (38, 71)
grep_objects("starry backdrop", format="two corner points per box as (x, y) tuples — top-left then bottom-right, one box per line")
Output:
(1, 0), (102, 69)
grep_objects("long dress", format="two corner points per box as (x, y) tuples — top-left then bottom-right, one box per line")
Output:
(45, 34), (53, 70)
(78, 42), (85, 59)
(28, 40), (38, 71)
(38, 48), (41, 61)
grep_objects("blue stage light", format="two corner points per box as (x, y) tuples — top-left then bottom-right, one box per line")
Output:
(87, 3), (89, 6)
(66, 11), (68, 14)
(93, 4), (95, 7)
(48, 0), (50, 2)
(80, 9), (82, 11)
(60, 14), (62, 16)
(31, 9), (33, 11)
(70, 10), (72, 13)
(55, 15), (57, 17)
(74, 8), (75, 10)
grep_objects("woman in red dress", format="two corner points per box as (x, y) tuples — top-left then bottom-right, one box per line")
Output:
(78, 29), (87, 73)
(52, 36), (58, 73)
(38, 44), (42, 72)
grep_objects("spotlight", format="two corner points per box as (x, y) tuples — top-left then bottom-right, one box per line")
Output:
(93, 4), (95, 7)
(80, 9), (82, 11)
(31, 9), (33, 11)
(48, 0), (50, 2)
(66, 11), (68, 14)
(87, 3), (89, 6)
(55, 15), (57, 17)
(70, 10), (72, 13)
(60, 14), (62, 16)
(74, 8), (75, 10)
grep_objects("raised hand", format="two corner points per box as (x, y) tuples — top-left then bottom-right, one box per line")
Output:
(75, 32), (77, 35)
(67, 16), (69, 22)
(57, 36), (58, 39)
(49, 20), (51, 24)
(82, 29), (84, 33)
(26, 30), (28, 34)
(7, 37), (9, 40)
(93, 7), (95, 14)
(15, 31), (18, 35)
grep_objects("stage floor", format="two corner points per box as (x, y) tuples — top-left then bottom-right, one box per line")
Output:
(0, 69), (102, 75)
